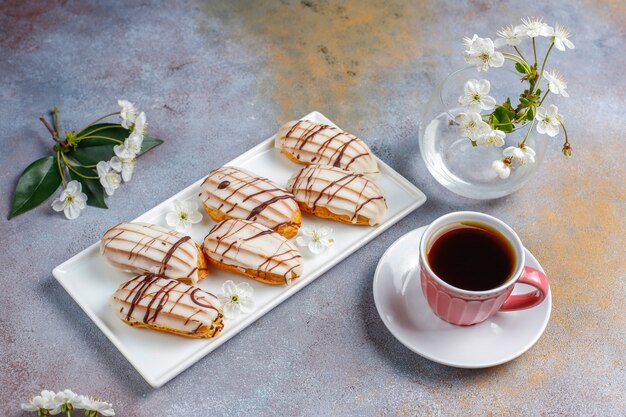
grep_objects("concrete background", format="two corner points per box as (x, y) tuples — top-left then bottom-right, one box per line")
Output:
(1, 0), (624, 415)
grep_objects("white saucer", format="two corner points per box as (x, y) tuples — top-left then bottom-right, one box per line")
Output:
(373, 226), (551, 368)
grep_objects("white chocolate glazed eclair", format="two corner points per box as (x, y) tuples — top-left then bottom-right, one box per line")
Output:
(275, 119), (380, 176)
(111, 274), (223, 338)
(286, 165), (387, 226)
(202, 219), (303, 285)
(198, 166), (301, 239)
(100, 222), (208, 285)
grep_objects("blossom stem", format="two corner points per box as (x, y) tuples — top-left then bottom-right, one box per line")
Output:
(501, 52), (530, 72)
(57, 151), (67, 185)
(559, 120), (570, 146)
(513, 46), (528, 64)
(75, 123), (126, 140)
(40, 116), (62, 143)
(53, 105), (61, 137)
(534, 42), (555, 94)
(61, 152), (99, 179)
(76, 112), (120, 134)
(532, 38), (537, 66)
(537, 90), (550, 107)
(79, 135), (124, 144)
(520, 119), (536, 146)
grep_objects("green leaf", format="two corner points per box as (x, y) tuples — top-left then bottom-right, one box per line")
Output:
(515, 62), (527, 74)
(68, 167), (107, 209)
(69, 143), (116, 165)
(526, 107), (535, 121)
(519, 97), (530, 106)
(9, 156), (62, 219)
(137, 135), (164, 157)
(493, 106), (515, 133)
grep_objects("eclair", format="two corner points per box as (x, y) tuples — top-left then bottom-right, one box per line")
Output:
(275, 119), (380, 176)
(111, 274), (224, 338)
(202, 219), (303, 285)
(286, 165), (387, 226)
(198, 166), (301, 239)
(100, 222), (208, 285)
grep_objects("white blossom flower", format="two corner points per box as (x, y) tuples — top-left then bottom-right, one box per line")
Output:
(492, 159), (512, 179)
(463, 35), (504, 72)
(454, 112), (490, 141)
(515, 17), (553, 38)
(109, 142), (137, 182)
(97, 161), (122, 196)
(51, 390), (80, 414)
(296, 225), (334, 255)
(133, 111), (147, 135)
(118, 100), (137, 129)
(543, 69), (569, 97)
(51, 180), (88, 220)
(476, 129), (506, 147)
(535, 104), (562, 137)
(552, 23), (575, 51)
(218, 280), (255, 318)
(494, 25), (526, 48)
(21, 390), (57, 413)
(165, 199), (203, 233)
(458, 79), (497, 113)
(503, 145), (536, 164)
(78, 396), (115, 416)
(113, 132), (143, 160)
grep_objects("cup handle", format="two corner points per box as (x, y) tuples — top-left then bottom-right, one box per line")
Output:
(499, 266), (549, 311)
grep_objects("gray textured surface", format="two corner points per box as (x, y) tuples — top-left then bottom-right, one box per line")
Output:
(1, 0), (625, 416)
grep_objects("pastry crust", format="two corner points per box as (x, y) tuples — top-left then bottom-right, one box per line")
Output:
(121, 316), (223, 339)
(297, 203), (372, 226)
(199, 166), (301, 238)
(202, 219), (303, 285)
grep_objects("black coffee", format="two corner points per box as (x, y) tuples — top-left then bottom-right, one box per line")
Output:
(426, 222), (516, 291)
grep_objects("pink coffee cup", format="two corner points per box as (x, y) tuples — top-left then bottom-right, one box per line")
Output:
(419, 211), (549, 326)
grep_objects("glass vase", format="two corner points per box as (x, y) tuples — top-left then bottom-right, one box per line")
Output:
(418, 66), (548, 199)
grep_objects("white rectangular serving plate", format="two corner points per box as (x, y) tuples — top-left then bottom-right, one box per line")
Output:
(53, 111), (426, 388)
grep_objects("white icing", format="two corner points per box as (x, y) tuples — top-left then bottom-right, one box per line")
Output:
(111, 275), (222, 336)
(275, 119), (380, 176)
(100, 222), (201, 284)
(198, 166), (299, 231)
(287, 165), (387, 226)
(203, 219), (303, 284)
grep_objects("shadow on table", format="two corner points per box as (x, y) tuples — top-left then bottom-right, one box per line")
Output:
(358, 266), (516, 383)
(42, 276), (155, 396)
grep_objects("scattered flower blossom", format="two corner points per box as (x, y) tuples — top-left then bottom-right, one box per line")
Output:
(113, 132), (143, 160)
(165, 199), (203, 233)
(503, 145), (536, 165)
(97, 161), (122, 196)
(52, 390), (80, 414)
(535, 104), (562, 137)
(515, 17), (553, 38)
(458, 79), (497, 113)
(109, 142), (137, 182)
(51, 180), (88, 220)
(476, 129), (506, 147)
(133, 111), (147, 136)
(78, 396), (116, 417)
(492, 159), (512, 179)
(218, 280), (255, 318)
(463, 35), (504, 72)
(117, 100), (137, 129)
(552, 23), (575, 51)
(494, 25), (526, 48)
(21, 390), (57, 414)
(455, 112), (490, 141)
(296, 225), (335, 255)
(543, 69), (569, 97)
